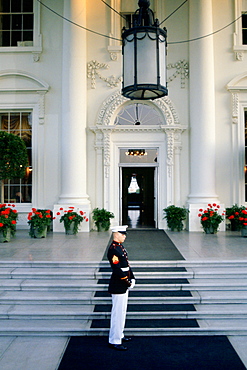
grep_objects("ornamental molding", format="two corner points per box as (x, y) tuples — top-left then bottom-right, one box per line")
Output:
(103, 132), (111, 178)
(0, 70), (49, 125)
(88, 59), (189, 90)
(167, 60), (189, 88)
(87, 60), (122, 89)
(95, 90), (180, 127)
(227, 72), (247, 124)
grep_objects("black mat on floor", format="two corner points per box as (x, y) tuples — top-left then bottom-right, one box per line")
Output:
(98, 278), (190, 284)
(102, 229), (184, 261)
(95, 290), (192, 297)
(91, 318), (199, 328)
(94, 303), (197, 312)
(58, 336), (245, 370)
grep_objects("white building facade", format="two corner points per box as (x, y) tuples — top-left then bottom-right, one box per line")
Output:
(0, 0), (247, 232)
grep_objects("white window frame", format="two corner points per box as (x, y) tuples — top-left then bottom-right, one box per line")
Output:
(233, 0), (247, 60)
(0, 0), (42, 61)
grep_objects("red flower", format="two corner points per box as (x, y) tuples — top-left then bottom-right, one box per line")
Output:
(11, 220), (16, 224)
(202, 217), (208, 221)
(80, 211), (84, 215)
(198, 214), (202, 217)
(235, 212), (239, 215)
(0, 223), (3, 227)
(60, 208), (63, 211)
(213, 203), (216, 207)
(69, 207), (74, 209)
(228, 215), (234, 220)
(85, 218), (89, 222)
(56, 212), (61, 216)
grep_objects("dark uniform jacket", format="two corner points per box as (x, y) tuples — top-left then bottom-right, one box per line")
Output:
(107, 240), (135, 294)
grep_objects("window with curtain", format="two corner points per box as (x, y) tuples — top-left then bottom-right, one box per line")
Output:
(0, 111), (32, 203)
(0, 0), (34, 47)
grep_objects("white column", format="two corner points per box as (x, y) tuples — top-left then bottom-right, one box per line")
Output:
(53, 0), (90, 232)
(187, 0), (223, 231)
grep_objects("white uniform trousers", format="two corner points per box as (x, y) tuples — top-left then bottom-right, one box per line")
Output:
(109, 291), (129, 345)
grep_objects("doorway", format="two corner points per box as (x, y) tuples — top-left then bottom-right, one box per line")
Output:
(122, 167), (155, 228)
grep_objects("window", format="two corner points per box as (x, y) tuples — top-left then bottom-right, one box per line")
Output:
(0, 0), (33, 47)
(121, 13), (135, 29)
(115, 103), (163, 126)
(0, 111), (32, 203)
(242, 13), (247, 45)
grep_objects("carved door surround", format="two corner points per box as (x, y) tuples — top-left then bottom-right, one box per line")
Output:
(227, 72), (247, 204)
(90, 90), (187, 225)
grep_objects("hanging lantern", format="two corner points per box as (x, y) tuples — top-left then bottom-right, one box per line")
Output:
(122, 0), (168, 100)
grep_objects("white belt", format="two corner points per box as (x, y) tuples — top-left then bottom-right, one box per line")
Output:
(121, 267), (129, 272)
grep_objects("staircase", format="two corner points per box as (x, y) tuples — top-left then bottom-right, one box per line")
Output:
(1, 261), (247, 336)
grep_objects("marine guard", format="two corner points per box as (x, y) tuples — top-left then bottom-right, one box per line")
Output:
(107, 225), (135, 351)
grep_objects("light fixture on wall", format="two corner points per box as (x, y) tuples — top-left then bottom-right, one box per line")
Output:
(125, 149), (147, 156)
(122, 0), (168, 100)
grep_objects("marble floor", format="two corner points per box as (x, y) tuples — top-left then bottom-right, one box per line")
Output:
(0, 229), (247, 263)
(0, 229), (247, 369)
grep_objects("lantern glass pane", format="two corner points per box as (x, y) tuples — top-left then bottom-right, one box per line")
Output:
(123, 38), (134, 87)
(159, 38), (166, 86)
(137, 32), (157, 85)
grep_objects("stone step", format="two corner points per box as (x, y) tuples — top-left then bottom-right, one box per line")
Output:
(1, 304), (247, 320)
(1, 260), (247, 268)
(2, 279), (247, 291)
(2, 262), (247, 279)
(0, 260), (247, 336)
(2, 290), (247, 305)
(2, 268), (247, 280)
(0, 319), (247, 336)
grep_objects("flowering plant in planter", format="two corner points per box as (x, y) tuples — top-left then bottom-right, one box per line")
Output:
(237, 208), (247, 229)
(198, 204), (225, 234)
(58, 207), (88, 234)
(28, 208), (53, 237)
(226, 204), (245, 231)
(0, 204), (18, 239)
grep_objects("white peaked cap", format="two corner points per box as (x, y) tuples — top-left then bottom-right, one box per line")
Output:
(111, 225), (128, 233)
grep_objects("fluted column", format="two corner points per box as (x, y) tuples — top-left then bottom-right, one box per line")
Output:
(187, 0), (223, 231)
(54, 0), (90, 232)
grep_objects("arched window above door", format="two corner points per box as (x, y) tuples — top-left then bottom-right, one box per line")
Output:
(114, 103), (163, 126)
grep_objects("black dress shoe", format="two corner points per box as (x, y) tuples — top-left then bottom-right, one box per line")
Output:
(122, 336), (132, 342)
(108, 343), (128, 351)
